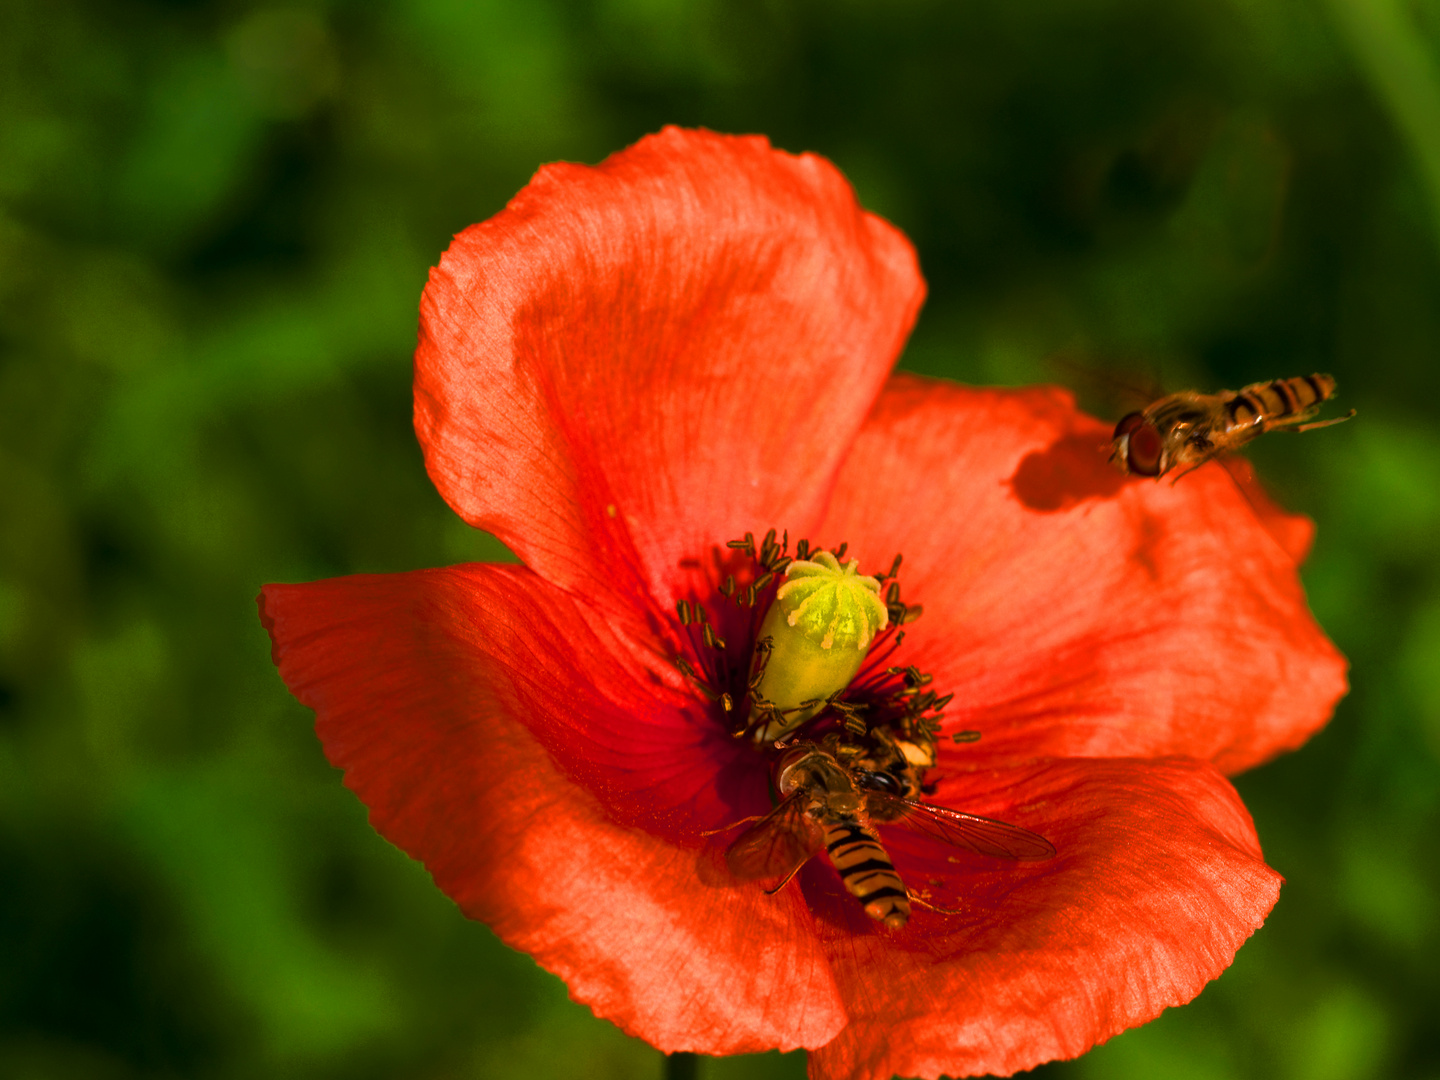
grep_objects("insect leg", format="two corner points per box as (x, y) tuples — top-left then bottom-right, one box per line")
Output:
(1166, 459), (1211, 485)
(701, 813), (769, 837)
(1287, 410), (1356, 433)
(763, 861), (807, 895)
(909, 893), (964, 916)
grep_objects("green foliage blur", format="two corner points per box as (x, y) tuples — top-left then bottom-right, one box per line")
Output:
(2, 0), (1438, 1077)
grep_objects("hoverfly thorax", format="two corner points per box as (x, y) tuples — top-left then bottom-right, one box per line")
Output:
(776, 745), (861, 817)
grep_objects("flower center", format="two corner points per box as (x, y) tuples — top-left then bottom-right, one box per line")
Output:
(672, 530), (969, 798)
(748, 550), (888, 740)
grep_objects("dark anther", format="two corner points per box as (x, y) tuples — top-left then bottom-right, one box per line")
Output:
(834, 541), (848, 560)
(903, 605), (923, 624)
(747, 637), (773, 692)
(720, 692), (733, 712)
(727, 532), (756, 554)
(757, 528), (781, 568)
(719, 575), (736, 598)
(796, 539), (811, 560)
(745, 701), (781, 737)
(677, 599), (692, 625)
(753, 571), (774, 593)
(951, 730), (982, 743)
(886, 582), (901, 604)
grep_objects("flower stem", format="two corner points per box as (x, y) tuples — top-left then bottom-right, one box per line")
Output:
(665, 1051), (699, 1080)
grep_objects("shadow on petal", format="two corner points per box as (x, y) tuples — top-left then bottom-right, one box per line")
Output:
(1009, 431), (1128, 511)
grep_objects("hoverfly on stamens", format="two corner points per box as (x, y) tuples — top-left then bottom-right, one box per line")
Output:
(721, 740), (1054, 930)
(1110, 373), (1353, 481)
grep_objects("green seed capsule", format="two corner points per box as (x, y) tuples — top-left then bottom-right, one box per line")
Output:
(749, 550), (889, 741)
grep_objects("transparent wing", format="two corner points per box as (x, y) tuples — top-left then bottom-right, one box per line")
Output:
(873, 794), (1056, 861)
(725, 793), (825, 882)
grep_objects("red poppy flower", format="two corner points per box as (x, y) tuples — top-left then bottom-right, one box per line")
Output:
(259, 128), (1346, 1079)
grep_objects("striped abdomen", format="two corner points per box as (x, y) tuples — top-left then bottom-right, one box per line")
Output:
(824, 819), (910, 929)
(1224, 374), (1335, 430)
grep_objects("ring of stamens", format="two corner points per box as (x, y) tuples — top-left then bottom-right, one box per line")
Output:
(670, 529), (972, 795)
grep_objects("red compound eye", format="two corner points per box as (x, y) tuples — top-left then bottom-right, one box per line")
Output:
(1114, 412), (1146, 438)
(1124, 420), (1164, 476)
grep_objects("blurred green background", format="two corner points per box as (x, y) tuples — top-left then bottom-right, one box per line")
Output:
(2, 0), (1438, 1077)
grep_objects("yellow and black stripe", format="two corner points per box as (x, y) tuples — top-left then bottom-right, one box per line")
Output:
(824, 820), (910, 929)
(1225, 374), (1335, 428)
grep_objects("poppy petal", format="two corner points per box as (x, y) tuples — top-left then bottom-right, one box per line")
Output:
(816, 374), (1347, 774)
(258, 568), (847, 1054)
(415, 127), (925, 620)
(806, 756), (1280, 1080)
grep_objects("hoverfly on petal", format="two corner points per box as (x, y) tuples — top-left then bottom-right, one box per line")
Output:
(724, 739), (1055, 930)
(1110, 374), (1353, 481)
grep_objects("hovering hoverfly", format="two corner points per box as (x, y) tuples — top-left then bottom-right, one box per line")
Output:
(1110, 374), (1353, 481)
(723, 742), (1055, 929)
